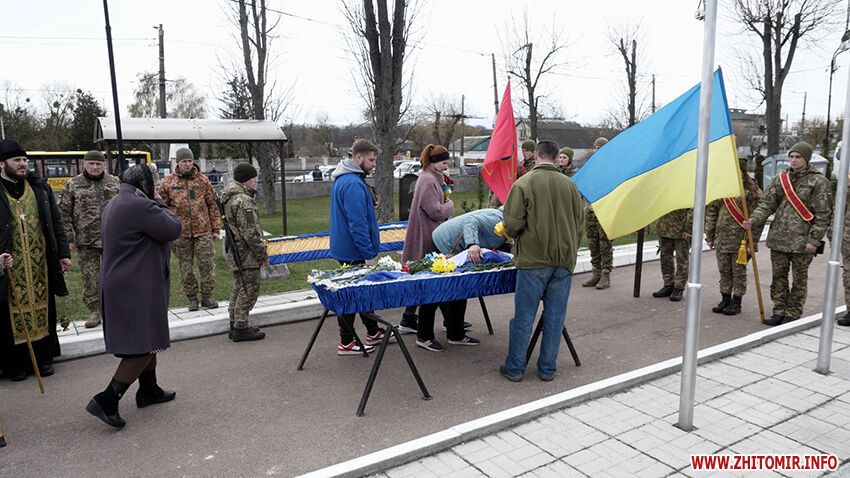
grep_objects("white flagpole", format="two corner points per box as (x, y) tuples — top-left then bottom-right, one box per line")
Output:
(677, 0), (718, 431)
(816, 53), (850, 374)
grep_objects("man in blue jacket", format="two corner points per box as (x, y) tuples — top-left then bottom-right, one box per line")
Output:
(329, 139), (387, 355)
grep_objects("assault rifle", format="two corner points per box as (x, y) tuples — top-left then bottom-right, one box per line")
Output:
(217, 197), (246, 291)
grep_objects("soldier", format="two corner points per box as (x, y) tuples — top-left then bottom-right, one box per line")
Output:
(744, 142), (831, 326)
(652, 208), (693, 302)
(705, 160), (762, 316)
(558, 147), (577, 177)
(583, 137), (614, 290)
(158, 147), (221, 311)
(59, 150), (120, 328)
(838, 183), (850, 327)
(219, 163), (267, 342)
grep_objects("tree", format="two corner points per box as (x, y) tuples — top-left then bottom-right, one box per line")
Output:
(502, 8), (568, 141)
(127, 71), (206, 119)
(0, 82), (40, 148)
(733, 0), (838, 156)
(215, 73), (254, 159)
(68, 90), (106, 150)
(409, 95), (463, 150)
(607, 22), (649, 129)
(41, 82), (76, 151)
(342, 0), (420, 222)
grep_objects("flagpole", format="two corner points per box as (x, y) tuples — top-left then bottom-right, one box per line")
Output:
(816, 50), (850, 374)
(677, 0), (718, 432)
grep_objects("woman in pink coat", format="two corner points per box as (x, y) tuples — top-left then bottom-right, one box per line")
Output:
(402, 145), (479, 351)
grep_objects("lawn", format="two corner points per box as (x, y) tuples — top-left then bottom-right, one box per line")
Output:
(56, 191), (655, 322)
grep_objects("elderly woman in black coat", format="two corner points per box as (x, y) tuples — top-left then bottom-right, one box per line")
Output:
(86, 165), (182, 429)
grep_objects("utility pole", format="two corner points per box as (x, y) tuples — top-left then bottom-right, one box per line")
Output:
(801, 92), (807, 134)
(156, 24), (168, 163)
(460, 95), (465, 166)
(492, 53), (499, 116)
(651, 74), (656, 113)
(0, 103), (5, 140)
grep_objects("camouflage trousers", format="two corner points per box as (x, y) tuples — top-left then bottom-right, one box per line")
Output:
(173, 235), (216, 300)
(77, 246), (102, 313)
(715, 251), (747, 296)
(769, 250), (814, 320)
(229, 268), (261, 328)
(586, 216), (613, 273)
(659, 237), (689, 289)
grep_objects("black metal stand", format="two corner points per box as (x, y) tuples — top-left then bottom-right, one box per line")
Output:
(297, 309), (432, 416)
(477, 297), (495, 335)
(524, 312), (581, 367)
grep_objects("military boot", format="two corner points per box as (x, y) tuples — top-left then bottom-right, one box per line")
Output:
(231, 326), (265, 342)
(84, 311), (102, 328)
(188, 297), (200, 312)
(582, 270), (601, 287)
(712, 293), (731, 313)
(201, 297), (219, 309)
(669, 288), (684, 302)
(595, 271), (611, 290)
(722, 295), (742, 316)
(652, 285), (674, 298)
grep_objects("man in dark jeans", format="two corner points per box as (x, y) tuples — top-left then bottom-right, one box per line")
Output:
(328, 139), (388, 354)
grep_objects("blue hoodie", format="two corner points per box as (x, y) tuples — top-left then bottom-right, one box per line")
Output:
(329, 159), (380, 262)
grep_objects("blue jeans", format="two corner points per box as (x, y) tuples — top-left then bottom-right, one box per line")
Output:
(503, 267), (573, 378)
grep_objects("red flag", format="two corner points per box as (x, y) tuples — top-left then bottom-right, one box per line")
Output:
(482, 80), (518, 204)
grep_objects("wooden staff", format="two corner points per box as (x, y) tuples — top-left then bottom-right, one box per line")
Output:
(5, 265), (44, 394)
(730, 138), (766, 323)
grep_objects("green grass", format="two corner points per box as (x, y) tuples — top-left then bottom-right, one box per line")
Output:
(56, 192), (654, 321)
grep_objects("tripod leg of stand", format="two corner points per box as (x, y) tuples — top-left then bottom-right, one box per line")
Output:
(525, 316), (545, 366)
(562, 327), (581, 366)
(391, 327), (431, 401)
(478, 297), (494, 335)
(356, 327), (392, 416)
(297, 309), (329, 370)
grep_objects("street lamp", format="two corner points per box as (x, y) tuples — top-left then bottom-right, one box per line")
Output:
(0, 103), (5, 140)
(824, 30), (850, 164)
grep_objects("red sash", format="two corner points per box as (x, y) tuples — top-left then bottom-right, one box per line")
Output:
(723, 197), (747, 228)
(779, 171), (814, 223)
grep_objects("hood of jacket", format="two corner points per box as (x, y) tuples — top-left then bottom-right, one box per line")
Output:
(331, 159), (365, 179)
(220, 181), (253, 206)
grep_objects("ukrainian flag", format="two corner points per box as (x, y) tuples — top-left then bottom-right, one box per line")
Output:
(573, 68), (740, 239)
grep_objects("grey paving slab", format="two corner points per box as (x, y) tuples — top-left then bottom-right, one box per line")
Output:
(517, 460), (587, 478)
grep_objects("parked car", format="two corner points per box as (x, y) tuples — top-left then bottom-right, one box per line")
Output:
(292, 165), (337, 182)
(761, 152), (832, 186)
(393, 161), (421, 179)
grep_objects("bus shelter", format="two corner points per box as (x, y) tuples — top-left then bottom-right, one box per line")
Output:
(94, 117), (290, 234)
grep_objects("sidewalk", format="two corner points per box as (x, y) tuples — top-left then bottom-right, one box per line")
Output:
(56, 236), (679, 361)
(304, 318), (850, 478)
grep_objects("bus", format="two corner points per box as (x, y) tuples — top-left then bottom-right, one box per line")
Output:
(25, 151), (152, 191)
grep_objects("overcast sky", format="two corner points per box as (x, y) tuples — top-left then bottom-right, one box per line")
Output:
(2, 0), (848, 129)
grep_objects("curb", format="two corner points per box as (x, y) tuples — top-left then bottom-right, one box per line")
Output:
(296, 308), (839, 478)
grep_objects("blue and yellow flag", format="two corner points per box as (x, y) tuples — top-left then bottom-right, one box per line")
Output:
(573, 68), (740, 239)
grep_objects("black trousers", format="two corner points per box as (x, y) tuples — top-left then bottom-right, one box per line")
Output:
(337, 260), (381, 344)
(0, 295), (59, 375)
(417, 299), (467, 342)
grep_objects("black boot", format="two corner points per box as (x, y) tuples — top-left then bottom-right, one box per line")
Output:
(231, 326), (265, 342)
(136, 369), (176, 408)
(86, 379), (130, 428)
(652, 285), (674, 298)
(669, 288), (684, 302)
(763, 315), (786, 326)
(712, 293), (731, 313)
(722, 296), (742, 316)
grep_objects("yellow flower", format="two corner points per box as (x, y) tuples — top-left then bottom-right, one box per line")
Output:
(430, 255), (456, 273)
(493, 221), (513, 241)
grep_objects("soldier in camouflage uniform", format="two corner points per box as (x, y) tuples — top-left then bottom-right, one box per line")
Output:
(59, 150), (120, 328)
(837, 185), (850, 327)
(745, 142), (831, 326)
(219, 163), (267, 342)
(705, 161), (762, 316)
(558, 147), (577, 177)
(583, 137), (614, 290)
(158, 148), (221, 311)
(652, 208), (693, 302)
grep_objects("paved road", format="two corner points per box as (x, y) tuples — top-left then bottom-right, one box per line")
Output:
(0, 248), (837, 477)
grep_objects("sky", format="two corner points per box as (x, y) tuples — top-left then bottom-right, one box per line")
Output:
(2, 0), (848, 129)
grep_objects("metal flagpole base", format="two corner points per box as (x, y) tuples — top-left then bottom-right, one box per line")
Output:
(677, 281), (702, 432)
(816, 260), (841, 374)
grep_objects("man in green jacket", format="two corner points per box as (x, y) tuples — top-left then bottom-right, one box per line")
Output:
(500, 140), (584, 382)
